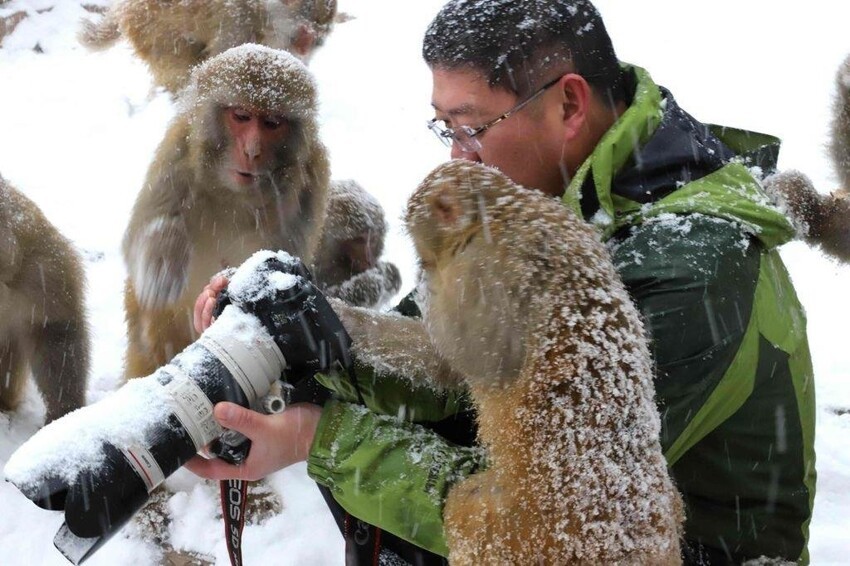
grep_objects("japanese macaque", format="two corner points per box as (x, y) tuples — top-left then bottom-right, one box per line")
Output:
(313, 179), (402, 309)
(0, 175), (90, 423)
(79, 0), (338, 93)
(123, 45), (329, 378)
(403, 160), (684, 564)
(763, 54), (850, 263)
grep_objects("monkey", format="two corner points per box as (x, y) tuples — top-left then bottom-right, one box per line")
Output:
(313, 179), (402, 309)
(762, 54), (850, 263)
(122, 44), (329, 378)
(401, 160), (684, 565)
(0, 7), (26, 45)
(79, 0), (338, 94)
(763, 170), (850, 262)
(0, 174), (90, 423)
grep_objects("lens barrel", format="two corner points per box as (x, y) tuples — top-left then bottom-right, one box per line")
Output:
(4, 251), (348, 564)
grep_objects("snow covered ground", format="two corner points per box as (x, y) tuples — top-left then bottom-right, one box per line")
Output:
(1, 0), (849, 564)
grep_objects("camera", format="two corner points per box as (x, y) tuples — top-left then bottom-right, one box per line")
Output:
(3, 250), (351, 564)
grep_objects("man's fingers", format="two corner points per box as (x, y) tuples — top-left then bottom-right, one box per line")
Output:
(184, 453), (251, 481)
(214, 402), (265, 439)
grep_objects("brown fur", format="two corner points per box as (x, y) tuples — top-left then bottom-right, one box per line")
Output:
(762, 54), (850, 263)
(405, 160), (684, 565)
(0, 9), (26, 45)
(763, 170), (850, 262)
(123, 46), (329, 378)
(0, 175), (90, 422)
(314, 179), (401, 308)
(78, 0), (338, 93)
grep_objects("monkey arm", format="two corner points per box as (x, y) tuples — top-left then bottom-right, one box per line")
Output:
(324, 261), (402, 309)
(123, 128), (194, 310)
(304, 298), (478, 554)
(328, 298), (463, 390)
(0, 222), (20, 285)
(124, 214), (191, 309)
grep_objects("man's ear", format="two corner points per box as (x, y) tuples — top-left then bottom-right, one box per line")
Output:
(558, 73), (592, 140)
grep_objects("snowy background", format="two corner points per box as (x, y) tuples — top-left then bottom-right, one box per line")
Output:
(1, 0), (849, 564)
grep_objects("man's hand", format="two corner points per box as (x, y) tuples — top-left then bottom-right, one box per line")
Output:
(193, 274), (230, 334)
(185, 402), (323, 481)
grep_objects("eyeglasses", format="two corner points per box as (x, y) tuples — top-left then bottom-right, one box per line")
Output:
(427, 75), (563, 153)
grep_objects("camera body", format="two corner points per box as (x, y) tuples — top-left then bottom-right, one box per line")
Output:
(4, 250), (350, 564)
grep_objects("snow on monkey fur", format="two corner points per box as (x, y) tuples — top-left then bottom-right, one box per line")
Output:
(405, 160), (684, 564)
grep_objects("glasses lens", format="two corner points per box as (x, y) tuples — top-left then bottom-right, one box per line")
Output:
(427, 121), (482, 152)
(428, 120), (453, 148)
(454, 126), (482, 152)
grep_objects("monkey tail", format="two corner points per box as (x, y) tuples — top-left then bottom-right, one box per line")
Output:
(77, 10), (121, 51)
(829, 54), (850, 190)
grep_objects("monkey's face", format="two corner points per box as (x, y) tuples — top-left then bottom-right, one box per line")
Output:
(409, 160), (534, 386)
(336, 234), (380, 274)
(221, 107), (291, 189)
(418, 230), (526, 387)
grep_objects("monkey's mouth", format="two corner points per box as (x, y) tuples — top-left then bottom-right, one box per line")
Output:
(233, 170), (262, 184)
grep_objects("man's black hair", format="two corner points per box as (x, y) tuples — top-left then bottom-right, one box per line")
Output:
(423, 0), (625, 106)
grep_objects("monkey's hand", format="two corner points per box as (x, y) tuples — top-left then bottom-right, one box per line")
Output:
(127, 217), (191, 310)
(762, 170), (822, 236)
(325, 261), (402, 309)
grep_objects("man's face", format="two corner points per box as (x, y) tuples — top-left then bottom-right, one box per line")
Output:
(430, 67), (567, 198)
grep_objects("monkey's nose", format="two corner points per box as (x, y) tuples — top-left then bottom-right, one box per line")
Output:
(244, 139), (262, 160)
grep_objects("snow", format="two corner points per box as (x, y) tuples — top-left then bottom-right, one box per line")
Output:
(0, 0), (849, 564)
(227, 249), (301, 304)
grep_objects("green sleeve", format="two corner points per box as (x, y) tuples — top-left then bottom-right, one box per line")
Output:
(306, 399), (485, 556)
(609, 214), (761, 453)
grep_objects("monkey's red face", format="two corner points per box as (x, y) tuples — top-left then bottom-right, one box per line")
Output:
(223, 107), (290, 188)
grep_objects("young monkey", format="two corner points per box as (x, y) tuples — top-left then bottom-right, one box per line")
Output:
(405, 160), (684, 565)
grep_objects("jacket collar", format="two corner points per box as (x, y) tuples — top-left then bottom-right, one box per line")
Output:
(562, 64), (795, 249)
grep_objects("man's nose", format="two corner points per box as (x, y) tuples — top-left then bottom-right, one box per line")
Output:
(451, 143), (481, 161)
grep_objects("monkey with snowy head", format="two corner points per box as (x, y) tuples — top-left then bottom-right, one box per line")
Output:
(313, 179), (402, 309)
(405, 160), (684, 565)
(122, 45), (329, 378)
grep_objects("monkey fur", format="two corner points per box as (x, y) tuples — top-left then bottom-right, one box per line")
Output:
(122, 45), (329, 378)
(763, 54), (850, 263)
(404, 160), (684, 565)
(314, 179), (402, 309)
(0, 175), (90, 423)
(79, 0), (337, 93)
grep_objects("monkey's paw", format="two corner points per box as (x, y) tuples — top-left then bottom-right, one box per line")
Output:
(327, 261), (402, 309)
(127, 218), (191, 309)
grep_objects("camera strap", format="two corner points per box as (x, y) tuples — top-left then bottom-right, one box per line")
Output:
(220, 478), (249, 566)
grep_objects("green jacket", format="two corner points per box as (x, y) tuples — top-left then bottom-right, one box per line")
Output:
(307, 66), (816, 563)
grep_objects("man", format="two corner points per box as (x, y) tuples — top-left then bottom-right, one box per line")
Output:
(188, 1), (816, 563)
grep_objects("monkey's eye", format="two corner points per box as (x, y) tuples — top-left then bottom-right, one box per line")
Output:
(262, 116), (288, 130)
(231, 108), (252, 122)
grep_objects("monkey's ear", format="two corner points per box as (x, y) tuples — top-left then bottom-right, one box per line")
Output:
(431, 192), (462, 227)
